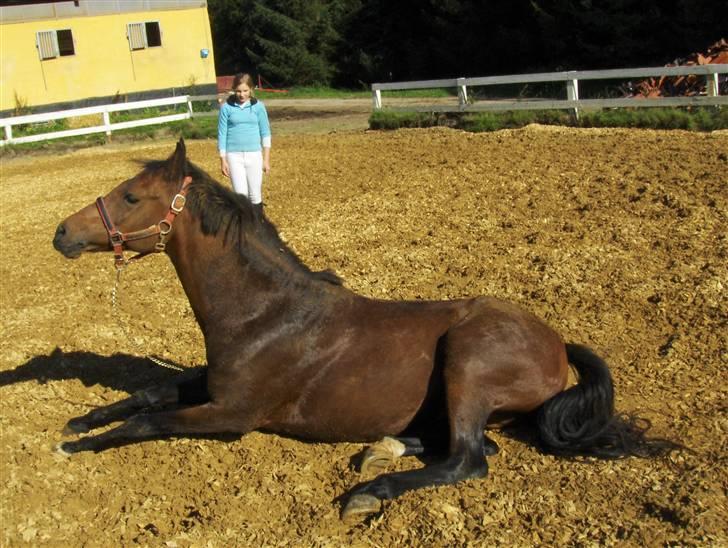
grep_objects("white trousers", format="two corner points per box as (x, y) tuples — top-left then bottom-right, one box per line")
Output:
(227, 151), (263, 204)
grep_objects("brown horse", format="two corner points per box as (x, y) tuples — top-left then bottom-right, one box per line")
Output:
(52, 139), (676, 519)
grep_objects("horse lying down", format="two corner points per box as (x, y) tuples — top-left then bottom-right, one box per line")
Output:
(52, 138), (678, 520)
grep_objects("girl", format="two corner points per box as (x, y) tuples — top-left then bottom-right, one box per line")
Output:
(217, 73), (271, 212)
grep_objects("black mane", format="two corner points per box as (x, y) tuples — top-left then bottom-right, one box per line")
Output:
(142, 160), (342, 285)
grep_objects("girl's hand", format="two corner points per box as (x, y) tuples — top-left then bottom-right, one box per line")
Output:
(263, 160), (271, 174)
(221, 157), (230, 178)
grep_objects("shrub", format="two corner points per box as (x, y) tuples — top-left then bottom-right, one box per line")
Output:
(370, 106), (726, 133)
(369, 111), (439, 130)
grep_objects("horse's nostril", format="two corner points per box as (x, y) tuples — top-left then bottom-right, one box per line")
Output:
(54, 224), (66, 238)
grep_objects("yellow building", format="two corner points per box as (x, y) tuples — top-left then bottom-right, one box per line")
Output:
(0, 0), (216, 114)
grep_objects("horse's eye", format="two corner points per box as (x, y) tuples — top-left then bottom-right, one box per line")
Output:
(124, 193), (139, 205)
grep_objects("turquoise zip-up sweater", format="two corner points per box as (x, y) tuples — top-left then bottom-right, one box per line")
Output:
(217, 98), (271, 155)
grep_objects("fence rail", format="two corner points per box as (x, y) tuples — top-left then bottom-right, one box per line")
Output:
(0, 94), (220, 146)
(371, 64), (728, 115)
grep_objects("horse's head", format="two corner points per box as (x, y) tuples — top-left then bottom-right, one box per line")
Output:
(53, 138), (191, 266)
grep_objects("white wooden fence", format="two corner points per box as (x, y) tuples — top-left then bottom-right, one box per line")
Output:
(372, 64), (728, 115)
(0, 94), (220, 147)
(3, 64), (727, 146)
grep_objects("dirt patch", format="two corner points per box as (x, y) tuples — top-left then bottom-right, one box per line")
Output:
(1, 126), (726, 546)
(271, 110), (370, 135)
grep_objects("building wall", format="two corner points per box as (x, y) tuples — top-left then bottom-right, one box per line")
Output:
(1, 3), (216, 112)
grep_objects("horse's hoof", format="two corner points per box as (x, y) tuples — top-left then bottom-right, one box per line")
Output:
(360, 447), (393, 476)
(54, 442), (73, 457)
(360, 437), (406, 475)
(341, 494), (381, 521)
(63, 419), (89, 435)
(483, 441), (499, 457)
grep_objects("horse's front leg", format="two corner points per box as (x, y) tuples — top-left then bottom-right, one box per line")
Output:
(64, 369), (208, 434)
(58, 401), (247, 454)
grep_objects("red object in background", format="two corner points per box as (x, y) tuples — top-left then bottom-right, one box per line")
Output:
(216, 75), (234, 93)
(256, 75), (288, 93)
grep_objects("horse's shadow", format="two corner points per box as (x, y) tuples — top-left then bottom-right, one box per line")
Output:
(1, 347), (546, 519)
(0, 348), (247, 448)
(0, 347), (202, 395)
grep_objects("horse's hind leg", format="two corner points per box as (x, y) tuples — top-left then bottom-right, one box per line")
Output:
(64, 369), (207, 434)
(343, 374), (491, 520)
(360, 433), (497, 476)
(343, 417), (488, 519)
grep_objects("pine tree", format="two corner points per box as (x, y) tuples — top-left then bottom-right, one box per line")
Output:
(207, 0), (256, 75)
(246, 1), (342, 86)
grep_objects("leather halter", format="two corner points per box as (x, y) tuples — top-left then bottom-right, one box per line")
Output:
(95, 176), (193, 268)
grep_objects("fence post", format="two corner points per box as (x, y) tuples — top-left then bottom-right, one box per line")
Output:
(566, 75), (579, 120)
(457, 78), (468, 109)
(372, 87), (382, 110)
(103, 108), (111, 137)
(187, 95), (194, 118)
(4, 124), (11, 142)
(706, 73), (719, 96)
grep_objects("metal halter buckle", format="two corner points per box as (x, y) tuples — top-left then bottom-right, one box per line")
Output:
(170, 194), (187, 213)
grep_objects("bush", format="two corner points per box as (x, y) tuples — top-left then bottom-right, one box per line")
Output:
(370, 106), (726, 133)
(369, 111), (440, 130)
(578, 107), (727, 131)
(178, 118), (217, 140)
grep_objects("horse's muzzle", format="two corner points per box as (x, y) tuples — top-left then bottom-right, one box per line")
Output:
(53, 223), (86, 258)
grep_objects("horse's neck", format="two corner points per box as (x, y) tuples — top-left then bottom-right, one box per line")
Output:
(165, 219), (317, 334)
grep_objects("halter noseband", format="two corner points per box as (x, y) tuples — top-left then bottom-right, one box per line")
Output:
(95, 175), (193, 269)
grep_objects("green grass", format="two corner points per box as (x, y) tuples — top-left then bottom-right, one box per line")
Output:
(369, 111), (444, 130)
(254, 86), (451, 100)
(0, 116), (218, 155)
(579, 107), (728, 131)
(370, 107), (727, 133)
(12, 118), (68, 137)
(256, 86), (366, 99)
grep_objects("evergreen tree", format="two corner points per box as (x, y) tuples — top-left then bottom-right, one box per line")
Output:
(532, 0), (728, 70)
(207, 0), (256, 75)
(208, 0), (727, 86)
(246, 1), (342, 86)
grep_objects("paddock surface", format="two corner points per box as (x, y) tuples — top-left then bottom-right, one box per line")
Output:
(1, 126), (726, 546)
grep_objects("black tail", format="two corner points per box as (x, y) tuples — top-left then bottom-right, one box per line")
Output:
(536, 344), (680, 459)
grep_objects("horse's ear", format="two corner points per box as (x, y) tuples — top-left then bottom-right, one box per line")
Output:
(166, 138), (187, 183)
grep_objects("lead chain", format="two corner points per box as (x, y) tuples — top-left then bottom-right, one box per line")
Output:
(111, 265), (185, 372)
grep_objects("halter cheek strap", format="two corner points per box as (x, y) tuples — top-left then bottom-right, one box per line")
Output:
(96, 176), (193, 269)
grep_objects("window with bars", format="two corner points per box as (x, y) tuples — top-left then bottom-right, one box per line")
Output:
(127, 21), (162, 50)
(36, 29), (75, 60)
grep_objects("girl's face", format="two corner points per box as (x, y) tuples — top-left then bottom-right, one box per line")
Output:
(233, 83), (252, 104)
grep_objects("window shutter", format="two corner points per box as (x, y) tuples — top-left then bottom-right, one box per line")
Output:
(127, 23), (146, 50)
(37, 30), (59, 60)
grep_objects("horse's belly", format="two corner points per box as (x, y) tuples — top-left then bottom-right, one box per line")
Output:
(268, 357), (435, 443)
